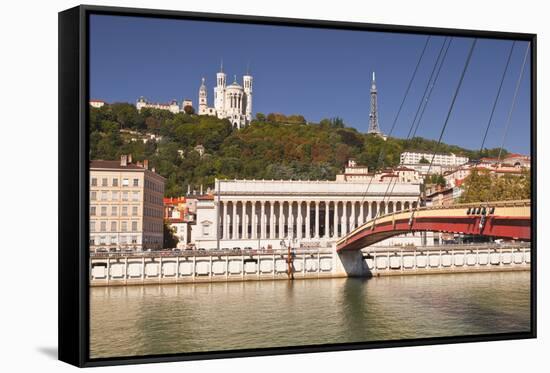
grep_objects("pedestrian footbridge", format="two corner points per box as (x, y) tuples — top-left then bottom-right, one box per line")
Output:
(337, 200), (531, 252)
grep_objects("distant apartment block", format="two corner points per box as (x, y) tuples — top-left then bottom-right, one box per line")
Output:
(400, 151), (469, 167)
(89, 155), (165, 252)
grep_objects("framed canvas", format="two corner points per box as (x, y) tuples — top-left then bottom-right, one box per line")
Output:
(58, 4), (536, 367)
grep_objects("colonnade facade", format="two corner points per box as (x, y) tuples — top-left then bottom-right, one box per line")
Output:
(216, 199), (418, 241)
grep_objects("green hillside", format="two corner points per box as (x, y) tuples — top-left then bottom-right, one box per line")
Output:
(90, 103), (507, 197)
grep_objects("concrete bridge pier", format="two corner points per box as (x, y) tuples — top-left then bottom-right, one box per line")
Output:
(333, 244), (372, 278)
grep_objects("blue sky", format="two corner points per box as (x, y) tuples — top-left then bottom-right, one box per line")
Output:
(90, 15), (531, 154)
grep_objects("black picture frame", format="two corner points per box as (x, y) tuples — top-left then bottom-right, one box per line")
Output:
(58, 4), (537, 367)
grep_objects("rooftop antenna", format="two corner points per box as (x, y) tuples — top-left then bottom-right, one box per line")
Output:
(220, 58), (224, 73)
(233, 74), (237, 83)
(246, 61), (251, 75)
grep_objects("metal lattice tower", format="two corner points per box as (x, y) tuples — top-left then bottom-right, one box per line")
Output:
(368, 72), (381, 134)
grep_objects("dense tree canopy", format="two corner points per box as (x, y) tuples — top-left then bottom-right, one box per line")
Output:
(459, 169), (530, 203)
(90, 104), (513, 197)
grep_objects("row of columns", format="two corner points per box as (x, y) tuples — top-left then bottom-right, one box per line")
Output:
(229, 93), (242, 109)
(218, 200), (416, 240)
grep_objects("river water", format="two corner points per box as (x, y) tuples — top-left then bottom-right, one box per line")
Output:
(90, 271), (531, 358)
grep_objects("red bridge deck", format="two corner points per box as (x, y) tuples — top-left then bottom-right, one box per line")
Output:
(337, 200), (531, 252)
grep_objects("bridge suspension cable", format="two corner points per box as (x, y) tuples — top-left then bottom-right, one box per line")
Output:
(497, 42), (531, 162)
(373, 37), (451, 221)
(462, 41), (516, 201)
(410, 38), (453, 139)
(405, 38), (478, 223)
(406, 37), (452, 140)
(358, 36), (431, 206)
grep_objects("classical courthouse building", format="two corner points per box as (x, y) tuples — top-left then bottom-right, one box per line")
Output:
(198, 64), (253, 128)
(89, 155), (165, 252)
(192, 160), (429, 250)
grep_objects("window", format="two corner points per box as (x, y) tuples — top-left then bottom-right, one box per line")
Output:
(122, 191), (129, 201)
(110, 221), (117, 232)
(132, 221), (138, 232)
(122, 206), (128, 216)
(101, 191), (108, 201)
(112, 178), (118, 187)
(90, 221), (95, 232)
(102, 178), (108, 187)
(122, 178), (129, 187)
(90, 206), (96, 216)
(111, 206), (117, 216)
(89, 238), (95, 246)
(132, 191), (139, 201)
(121, 222), (127, 232)
(91, 178), (97, 186)
(100, 222), (106, 232)
(131, 236), (138, 244)
(133, 178), (139, 187)
(110, 236), (117, 244)
(112, 191), (119, 201)
(100, 206), (107, 216)
(90, 191), (96, 201)
(99, 236), (106, 245)
(132, 206), (138, 216)
(120, 236), (127, 244)
(202, 222), (211, 236)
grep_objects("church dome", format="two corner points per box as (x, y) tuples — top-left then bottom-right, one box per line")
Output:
(226, 75), (243, 90)
(227, 82), (242, 89)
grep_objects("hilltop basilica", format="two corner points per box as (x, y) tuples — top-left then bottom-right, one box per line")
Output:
(198, 64), (253, 129)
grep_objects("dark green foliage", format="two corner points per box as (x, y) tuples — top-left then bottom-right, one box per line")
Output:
(425, 173), (446, 187)
(163, 222), (179, 249)
(90, 104), (514, 197)
(183, 105), (195, 115)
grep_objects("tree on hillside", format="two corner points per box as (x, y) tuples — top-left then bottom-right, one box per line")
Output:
(425, 173), (446, 187)
(320, 117), (345, 128)
(459, 169), (530, 203)
(183, 105), (195, 115)
(110, 103), (143, 130)
(163, 223), (179, 249)
(255, 112), (266, 122)
(419, 156), (430, 164)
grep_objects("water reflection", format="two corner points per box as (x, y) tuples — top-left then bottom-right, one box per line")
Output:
(90, 271), (530, 358)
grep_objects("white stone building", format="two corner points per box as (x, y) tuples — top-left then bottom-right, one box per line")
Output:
(399, 163), (455, 178)
(198, 65), (253, 128)
(136, 97), (193, 114)
(89, 99), (106, 108)
(400, 151), (469, 167)
(191, 176), (432, 251)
